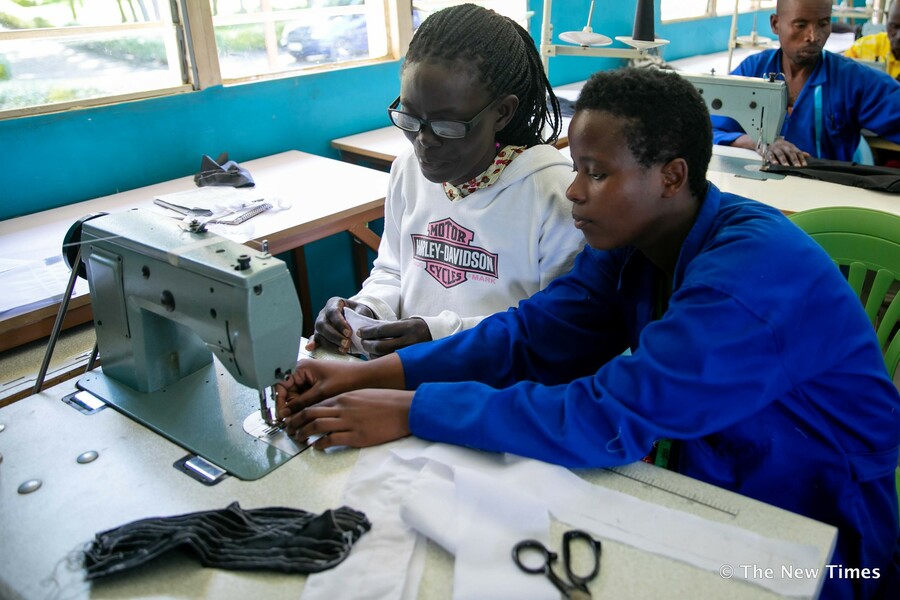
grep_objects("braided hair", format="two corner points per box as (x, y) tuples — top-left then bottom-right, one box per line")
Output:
(404, 3), (561, 147)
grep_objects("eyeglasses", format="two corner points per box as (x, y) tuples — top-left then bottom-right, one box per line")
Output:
(387, 96), (497, 140)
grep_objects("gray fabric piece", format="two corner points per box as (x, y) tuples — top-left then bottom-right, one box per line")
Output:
(194, 152), (255, 188)
(83, 502), (371, 579)
(763, 157), (900, 193)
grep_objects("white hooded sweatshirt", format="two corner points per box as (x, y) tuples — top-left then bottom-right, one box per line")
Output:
(351, 143), (584, 340)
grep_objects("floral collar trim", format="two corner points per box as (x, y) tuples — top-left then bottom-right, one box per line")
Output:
(442, 145), (526, 201)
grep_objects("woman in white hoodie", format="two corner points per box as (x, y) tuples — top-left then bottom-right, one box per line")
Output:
(308, 3), (584, 358)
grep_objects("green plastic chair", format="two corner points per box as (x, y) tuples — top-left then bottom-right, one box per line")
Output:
(788, 206), (900, 518)
(788, 207), (900, 378)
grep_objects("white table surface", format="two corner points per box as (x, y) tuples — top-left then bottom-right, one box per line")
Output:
(0, 150), (390, 342)
(0, 373), (837, 600)
(0, 150), (389, 277)
(332, 112), (575, 165)
(707, 146), (900, 215)
(556, 144), (900, 216)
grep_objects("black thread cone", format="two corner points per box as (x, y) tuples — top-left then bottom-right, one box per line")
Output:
(633, 0), (655, 41)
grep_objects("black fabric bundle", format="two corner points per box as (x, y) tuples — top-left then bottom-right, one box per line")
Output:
(83, 502), (371, 580)
(763, 158), (900, 193)
(194, 152), (255, 188)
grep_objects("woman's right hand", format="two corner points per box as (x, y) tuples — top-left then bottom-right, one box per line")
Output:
(308, 297), (376, 353)
(275, 353), (407, 424)
(275, 358), (359, 419)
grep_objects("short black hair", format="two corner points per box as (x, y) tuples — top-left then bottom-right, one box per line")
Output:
(404, 3), (561, 147)
(776, 0), (833, 15)
(575, 68), (712, 198)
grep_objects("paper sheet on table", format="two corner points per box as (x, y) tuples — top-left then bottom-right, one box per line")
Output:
(153, 186), (264, 215)
(0, 255), (89, 316)
(0, 258), (30, 275)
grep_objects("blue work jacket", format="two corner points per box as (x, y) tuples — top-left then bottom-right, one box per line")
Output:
(712, 49), (900, 161)
(400, 183), (900, 598)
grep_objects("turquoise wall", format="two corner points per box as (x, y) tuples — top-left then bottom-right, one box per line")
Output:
(1, 1), (749, 312)
(538, 1), (770, 85)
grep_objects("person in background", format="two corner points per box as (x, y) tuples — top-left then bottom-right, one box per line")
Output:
(278, 67), (900, 599)
(307, 3), (583, 358)
(844, 1), (900, 81)
(713, 0), (900, 166)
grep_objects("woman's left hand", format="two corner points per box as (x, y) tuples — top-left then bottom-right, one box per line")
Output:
(357, 317), (432, 358)
(285, 389), (415, 449)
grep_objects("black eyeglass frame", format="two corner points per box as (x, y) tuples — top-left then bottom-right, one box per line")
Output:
(387, 95), (498, 140)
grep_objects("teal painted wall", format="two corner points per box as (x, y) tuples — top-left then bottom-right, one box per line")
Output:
(536, 1), (770, 85)
(1, 1), (747, 312)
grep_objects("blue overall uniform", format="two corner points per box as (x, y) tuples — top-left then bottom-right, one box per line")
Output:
(399, 184), (900, 598)
(712, 49), (900, 162)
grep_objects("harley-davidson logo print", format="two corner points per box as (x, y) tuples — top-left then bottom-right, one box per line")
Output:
(411, 218), (499, 288)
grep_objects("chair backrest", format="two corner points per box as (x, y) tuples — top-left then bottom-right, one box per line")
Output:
(788, 207), (900, 379)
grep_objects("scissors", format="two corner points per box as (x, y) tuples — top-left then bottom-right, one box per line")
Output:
(512, 529), (602, 599)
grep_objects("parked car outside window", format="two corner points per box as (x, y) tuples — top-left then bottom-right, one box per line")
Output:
(281, 1), (423, 64)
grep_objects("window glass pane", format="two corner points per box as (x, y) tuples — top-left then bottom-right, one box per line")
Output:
(715, 1), (772, 17)
(0, 2), (184, 112)
(661, 1), (769, 22)
(212, 0), (390, 79)
(661, 0), (713, 22)
(412, 0), (529, 31)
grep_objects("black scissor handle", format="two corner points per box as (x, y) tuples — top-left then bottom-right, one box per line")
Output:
(561, 530), (602, 589)
(512, 539), (557, 574)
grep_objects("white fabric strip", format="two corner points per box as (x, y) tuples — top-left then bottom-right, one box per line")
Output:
(451, 465), (554, 600)
(300, 443), (427, 600)
(392, 441), (822, 599)
(302, 438), (823, 599)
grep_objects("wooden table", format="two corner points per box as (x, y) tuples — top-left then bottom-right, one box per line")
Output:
(332, 89), (578, 170)
(555, 144), (900, 217)
(705, 145), (900, 216)
(0, 151), (390, 352)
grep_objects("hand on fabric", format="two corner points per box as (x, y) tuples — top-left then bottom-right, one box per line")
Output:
(309, 297), (377, 354)
(761, 138), (810, 167)
(285, 389), (414, 449)
(275, 354), (407, 419)
(275, 359), (358, 418)
(358, 317), (432, 358)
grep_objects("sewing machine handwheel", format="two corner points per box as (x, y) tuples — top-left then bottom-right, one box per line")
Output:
(63, 212), (108, 279)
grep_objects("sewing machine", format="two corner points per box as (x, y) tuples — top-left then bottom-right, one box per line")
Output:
(73, 209), (303, 481)
(682, 71), (788, 180)
(682, 71), (786, 150)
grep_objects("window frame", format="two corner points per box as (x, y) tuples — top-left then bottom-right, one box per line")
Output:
(0, 0), (419, 121)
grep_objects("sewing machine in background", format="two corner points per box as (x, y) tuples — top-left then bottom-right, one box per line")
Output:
(72, 209), (303, 481)
(682, 71), (788, 180)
